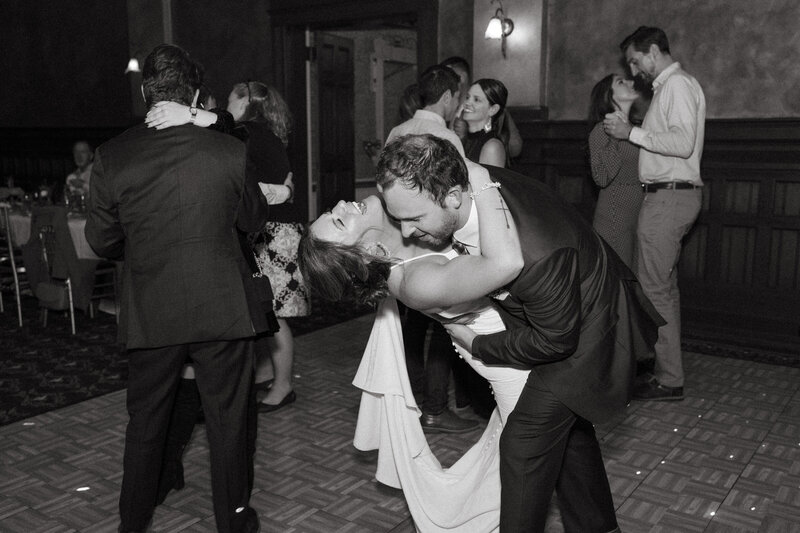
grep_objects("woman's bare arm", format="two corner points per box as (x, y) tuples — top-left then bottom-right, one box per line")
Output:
(145, 101), (219, 129)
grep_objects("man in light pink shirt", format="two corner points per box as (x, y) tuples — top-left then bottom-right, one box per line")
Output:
(605, 26), (706, 401)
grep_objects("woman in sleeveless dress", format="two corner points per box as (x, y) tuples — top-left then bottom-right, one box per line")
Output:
(460, 79), (510, 167)
(299, 154), (529, 532)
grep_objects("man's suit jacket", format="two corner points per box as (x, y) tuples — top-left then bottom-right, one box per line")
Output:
(85, 123), (269, 349)
(472, 166), (661, 423)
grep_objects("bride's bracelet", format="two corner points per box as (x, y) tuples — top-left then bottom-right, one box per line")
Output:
(469, 182), (501, 200)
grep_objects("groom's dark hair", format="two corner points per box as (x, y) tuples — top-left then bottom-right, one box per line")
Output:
(376, 134), (468, 206)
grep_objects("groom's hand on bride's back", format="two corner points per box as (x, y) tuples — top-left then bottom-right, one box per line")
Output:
(442, 323), (477, 354)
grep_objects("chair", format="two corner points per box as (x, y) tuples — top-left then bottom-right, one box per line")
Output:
(24, 206), (119, 333)
(0, 202), (29, 327)
(23, 206), (79, 335)
(88, 260), (119, 322)
(36, 224), (76, 334)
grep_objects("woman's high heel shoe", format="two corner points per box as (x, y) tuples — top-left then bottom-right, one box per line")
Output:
(257, 390), (296, 413)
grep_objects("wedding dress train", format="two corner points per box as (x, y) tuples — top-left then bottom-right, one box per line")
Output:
(352, 253), (530, 532)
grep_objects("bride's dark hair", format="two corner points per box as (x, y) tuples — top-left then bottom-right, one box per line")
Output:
(298, 227), (394, 307)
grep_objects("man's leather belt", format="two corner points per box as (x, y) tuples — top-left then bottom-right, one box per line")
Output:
(642, 181), (700, 192)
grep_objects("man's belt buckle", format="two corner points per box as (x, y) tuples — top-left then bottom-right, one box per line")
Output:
(643, 181), (698, 192)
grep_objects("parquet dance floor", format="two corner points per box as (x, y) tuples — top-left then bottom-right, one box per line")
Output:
(1, 314), (798, 532)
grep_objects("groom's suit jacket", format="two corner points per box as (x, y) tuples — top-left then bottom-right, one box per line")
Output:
(85, 123), (270, 349)
(471, 166), (662, 423)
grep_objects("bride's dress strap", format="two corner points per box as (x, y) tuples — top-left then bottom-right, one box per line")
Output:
(390, 249), (458, 270)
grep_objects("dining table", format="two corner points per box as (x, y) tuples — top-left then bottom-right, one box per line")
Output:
(2, 203), (119, 315)
(5, 206), (100, 260)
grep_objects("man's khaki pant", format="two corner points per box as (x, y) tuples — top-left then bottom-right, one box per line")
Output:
(636, 187), (702, 388)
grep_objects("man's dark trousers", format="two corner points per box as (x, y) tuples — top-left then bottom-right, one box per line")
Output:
(120, 339), (254, 533)
(401, 306), (452, 415)
(499, 372), (618, 533)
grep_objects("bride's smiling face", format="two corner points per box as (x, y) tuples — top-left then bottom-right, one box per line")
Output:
(310, 195), (384, 246)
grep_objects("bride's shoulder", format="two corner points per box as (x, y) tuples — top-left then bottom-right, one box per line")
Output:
(387, 252), (450, 295)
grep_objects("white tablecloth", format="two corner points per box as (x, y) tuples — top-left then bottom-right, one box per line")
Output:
(6, 212), (100, 261)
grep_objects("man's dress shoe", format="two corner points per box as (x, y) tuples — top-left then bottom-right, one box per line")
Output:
(420, 408), (479, 433)
(633, 376), (684, 401)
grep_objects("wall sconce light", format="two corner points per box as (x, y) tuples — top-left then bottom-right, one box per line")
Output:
(484, 0), (514, 58)
(125, 57), (141, 74)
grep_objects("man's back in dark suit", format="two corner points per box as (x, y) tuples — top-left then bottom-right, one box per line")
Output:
(87, 122), (267, 348)
(85, 44), (266, 533)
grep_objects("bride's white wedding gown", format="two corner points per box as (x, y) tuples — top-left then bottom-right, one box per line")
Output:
(352, 252), (530, 532)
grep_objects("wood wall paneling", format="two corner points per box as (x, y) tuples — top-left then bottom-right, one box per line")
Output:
(515, 118), (800, 343)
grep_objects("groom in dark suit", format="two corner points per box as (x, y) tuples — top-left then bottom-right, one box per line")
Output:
(85, 44), (267, 533)
(377, 134), (661, 533)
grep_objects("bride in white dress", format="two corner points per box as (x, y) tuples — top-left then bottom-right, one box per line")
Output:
(300, 158), (530, 532)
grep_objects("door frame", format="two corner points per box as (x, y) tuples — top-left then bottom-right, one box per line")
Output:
(267, 0), (438, 221)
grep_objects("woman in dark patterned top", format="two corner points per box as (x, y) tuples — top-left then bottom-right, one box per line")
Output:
(588, 74), (642, 269)
(460, 79), (510, 167)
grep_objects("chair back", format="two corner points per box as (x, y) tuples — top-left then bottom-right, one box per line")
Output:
(0, 203), (18, 265)
(34, 224), (73, 311)
(38, 225), (58, 277)
(29, 206), (73, 278)
(1, 202), (27, 326)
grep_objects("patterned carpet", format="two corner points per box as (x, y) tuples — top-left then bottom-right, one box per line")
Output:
(0, 295), (371, 426)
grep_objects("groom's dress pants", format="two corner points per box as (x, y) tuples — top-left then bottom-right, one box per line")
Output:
(499, 371), (618, 533)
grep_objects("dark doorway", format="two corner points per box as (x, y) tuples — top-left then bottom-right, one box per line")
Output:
(317, 33), (355, 214)
(268, 0), (439, 221)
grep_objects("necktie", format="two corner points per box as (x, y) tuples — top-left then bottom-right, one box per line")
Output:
(452, 239), (470, 255)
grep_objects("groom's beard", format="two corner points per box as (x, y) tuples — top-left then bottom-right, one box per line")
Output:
(412, 211), (460, 247)
(416, 233), (450, 247)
